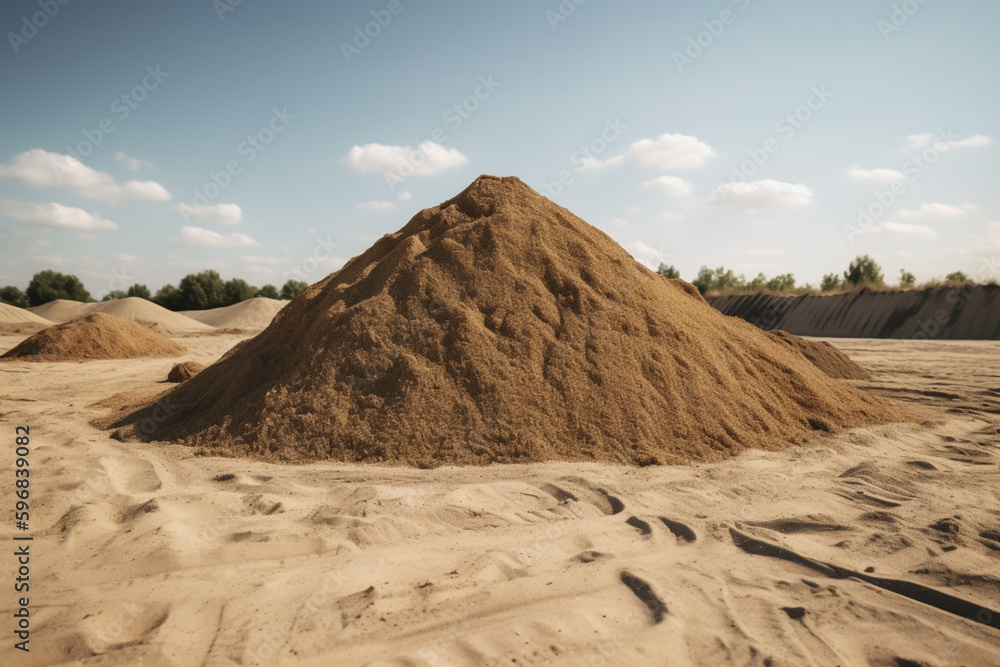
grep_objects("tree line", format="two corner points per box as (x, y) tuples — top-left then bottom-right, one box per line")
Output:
(657, 255), (974, 295)
(0, 270), (309, 311)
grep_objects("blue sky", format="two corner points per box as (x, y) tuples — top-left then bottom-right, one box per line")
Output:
(1, 0), (997, 297)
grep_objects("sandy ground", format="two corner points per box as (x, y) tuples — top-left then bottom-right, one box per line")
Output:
(1, 334), (998, 666)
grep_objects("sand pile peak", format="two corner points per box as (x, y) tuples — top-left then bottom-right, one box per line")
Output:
(2, 313), (185, 362)
(113, 175), (906, 465)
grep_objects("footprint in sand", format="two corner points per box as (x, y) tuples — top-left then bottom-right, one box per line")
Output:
(100, 456), (163, 495)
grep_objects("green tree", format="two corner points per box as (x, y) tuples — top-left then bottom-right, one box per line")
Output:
(102, 290), (128, 301)
(899, 269), (916, 287)
(127, 284), (151, 299)
(0, 285), (29, 308)
(223, 278), (258, 306)
(26, 270), (92, 306)
(152, 284), (181, 310)
(177, 270), (226, 310)
(843, 255), (884, 287)
(820, 273), (842, 291)
(656, 263), (680, 279)
(256, 284), (280, 299)
(765, 273), (796, 292)
(280, 279), (309, 300)
(691, 266), (747, 294)
(945, 271), (968, 283)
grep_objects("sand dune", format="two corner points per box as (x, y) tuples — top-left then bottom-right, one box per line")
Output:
(0, 302), (54, 326)
(710, 284), (1000, 339)
(0, 302), (55, 334)
(0, 332), (997, 665)
(180, 297), (286, 329)
(31, 297), (213, 332)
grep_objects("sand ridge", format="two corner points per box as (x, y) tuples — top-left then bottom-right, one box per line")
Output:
(711, 285), (1000, 339)
(113, 175), (907, 465)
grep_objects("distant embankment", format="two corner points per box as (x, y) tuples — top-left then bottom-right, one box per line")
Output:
(709, 284), (1000, 339)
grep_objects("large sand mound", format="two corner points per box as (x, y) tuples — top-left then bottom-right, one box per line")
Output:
(29, 298), (89, 322)
(32, 297), (213, 332)
(766, 330), (871, 380)
(0, 302), (56, 334)
(181, 297), (286, 329)
(2, 312), (185, 361)
(0, 302), (55, 325)
(113, 175), (906, 465)
(711, 285), (1000, 339)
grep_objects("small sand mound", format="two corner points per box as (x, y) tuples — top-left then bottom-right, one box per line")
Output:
(766, 330), (871, 380)
(113, 175), (907, 465)
(167, 361), (206, 382)
(181, 298), (286, 329)
(32, 297), (212, 332)
(2, 313), (185, 362)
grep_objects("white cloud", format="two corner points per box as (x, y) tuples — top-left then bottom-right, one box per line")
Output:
(906, 133), (991, 150)
(114, 151), (153, 171)
(952, 135), (992, 148)
(624, 241), (670, 269)
(640, 175), (694, 198)
(846, 166), (905, 184)
(577, 133), (714, 172)
(397, 191), (413, 201)
(75, 233), (98, 242)
(0, 149), (171, 203)
(341, 142), (467, 176)
(610, 217), (628, 227)
(869, 222), (939, 239)
(356, 200), (396, 212)
(990, 221), (1000, 231)
(115, 253), (136, 263)
(173, 202), (243, 226)
(898, 203), (976, 219)
(0, 199), (117, 230)
(175, 225), (260, 248)
(708, 179), (814, 209)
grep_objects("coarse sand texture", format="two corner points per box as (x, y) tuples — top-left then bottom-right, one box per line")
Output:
(113, 175), (908, 464)
(3, 313), (185, 361)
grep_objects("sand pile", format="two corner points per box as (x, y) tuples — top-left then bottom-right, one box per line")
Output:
(0, 302), (55, 334)
(31, 297), (213, 333)
(167, 361), (205, 382)
(113, 175), (906, 465)
(766, 330), (871, 380)
(181, 297), (285, 329)
(29, 298), (89, 322)
(2, 313), (185, 362)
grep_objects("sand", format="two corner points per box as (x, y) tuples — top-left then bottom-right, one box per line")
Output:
(0, 331), (997, 665)
(30, 298), (213, 333)
(1, 313), (186, 362)
(710, 284), (1000, 339)
(167, 361), (205, 383)
(766, 330), (871, 380)
(112, 176), (905, 465)
(180, 297), (286, 329)
(0, 302), (56, 335)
